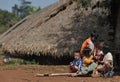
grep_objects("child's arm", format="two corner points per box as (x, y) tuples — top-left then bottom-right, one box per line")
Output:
(70, 60), (74, 66)
(83, 56), (93, 64)
(77, 59), (82, 73)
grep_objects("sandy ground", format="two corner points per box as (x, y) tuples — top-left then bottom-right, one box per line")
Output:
(0, 65), (120, 82)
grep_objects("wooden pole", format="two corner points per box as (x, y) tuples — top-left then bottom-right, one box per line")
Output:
(36, 73), (49, 77)
(49, 73), (77, 76)
(36, 73), (78, 77)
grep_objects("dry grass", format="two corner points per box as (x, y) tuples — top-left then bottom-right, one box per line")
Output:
(0, 0), (112, 58)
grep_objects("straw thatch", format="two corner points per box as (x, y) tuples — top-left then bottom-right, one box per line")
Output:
(0, 0), (115, 58)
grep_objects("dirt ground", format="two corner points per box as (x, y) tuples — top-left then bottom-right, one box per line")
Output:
(0, 64), (120, 82)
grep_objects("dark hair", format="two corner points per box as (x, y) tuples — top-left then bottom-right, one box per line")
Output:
(103, 45), (110, 53)
(74, 50), (80, 53)
(83, 47), (91, 55)
(95, 39), (104, 47)
(90, 31), (99, 39)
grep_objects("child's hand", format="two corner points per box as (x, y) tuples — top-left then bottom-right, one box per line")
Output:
(99, 61), (104, 64)
(70, 62), (73, 66)
(95, 56), (98, 59)
(76, 71), (80, 74)
(91, 60), (94, 63)
(75, 65), (78, 69)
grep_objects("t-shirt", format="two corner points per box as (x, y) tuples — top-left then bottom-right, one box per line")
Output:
(88, 39), (94, 53)
(95, 50), (103, 62)
(80, 38), (94, 54)
(82, 55), (93, 67)
(103, 52), (113, 65)
(70, 58), (82, 71)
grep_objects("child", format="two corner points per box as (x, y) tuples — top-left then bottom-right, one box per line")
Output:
(94, 42), (104, 63)
(69, 51), (82, 73)
(92, 46), (114, 77)
(3, 51), (11, 63)
(80, 31), (99, 55)
(79, 47), (97, 75)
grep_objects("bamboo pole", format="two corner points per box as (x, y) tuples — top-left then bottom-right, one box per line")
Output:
(36, 73), (78, 77)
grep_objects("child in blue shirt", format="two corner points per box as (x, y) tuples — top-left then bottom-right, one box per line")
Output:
(69, 51), (82, 73)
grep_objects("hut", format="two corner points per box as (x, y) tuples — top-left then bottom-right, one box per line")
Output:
(0, 0), (119, 64)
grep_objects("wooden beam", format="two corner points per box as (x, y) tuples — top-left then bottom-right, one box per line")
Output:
(49, 73), (77, 77)
(36, 73), (49, 77)
(36, 73), (78, 77)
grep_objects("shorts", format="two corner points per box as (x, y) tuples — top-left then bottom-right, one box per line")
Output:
(80, 62), (98, 75)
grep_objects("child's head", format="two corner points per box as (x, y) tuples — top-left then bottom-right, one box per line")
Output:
(74, 51), (80, 60)
(95, 40), (104, 49)
(83, 47), (92, 56)
(90, 31), (99, 42)
(103, 45), (110, 54)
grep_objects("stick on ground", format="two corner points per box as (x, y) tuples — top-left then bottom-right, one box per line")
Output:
(36, 73), (49, 77)
(36, 73), (78, 77)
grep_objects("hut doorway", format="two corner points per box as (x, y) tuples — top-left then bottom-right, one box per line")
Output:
(111, 0), (120, 72)
(114, 2), (120, 49)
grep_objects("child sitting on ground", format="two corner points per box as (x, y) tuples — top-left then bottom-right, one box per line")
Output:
(79, 47), (97, 75)
(94, 41), (104, 63)
(72, 47), (97, 77)
(69, 51), (82, 73)
(92, 45), (114, 77)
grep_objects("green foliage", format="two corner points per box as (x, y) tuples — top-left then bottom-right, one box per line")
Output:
(0, 48), (38, 65)
(0, 9), (19, 34)
(23, 59), (38, 65)
(12, 0), (41, 19)
(20, 6), (39, 19)
(4, 59), (23, 65)
(4, 59), (39, 65)
(0, 0), (41, 34)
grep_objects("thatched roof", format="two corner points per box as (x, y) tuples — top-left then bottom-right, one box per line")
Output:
(0, 0), (113, 58)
